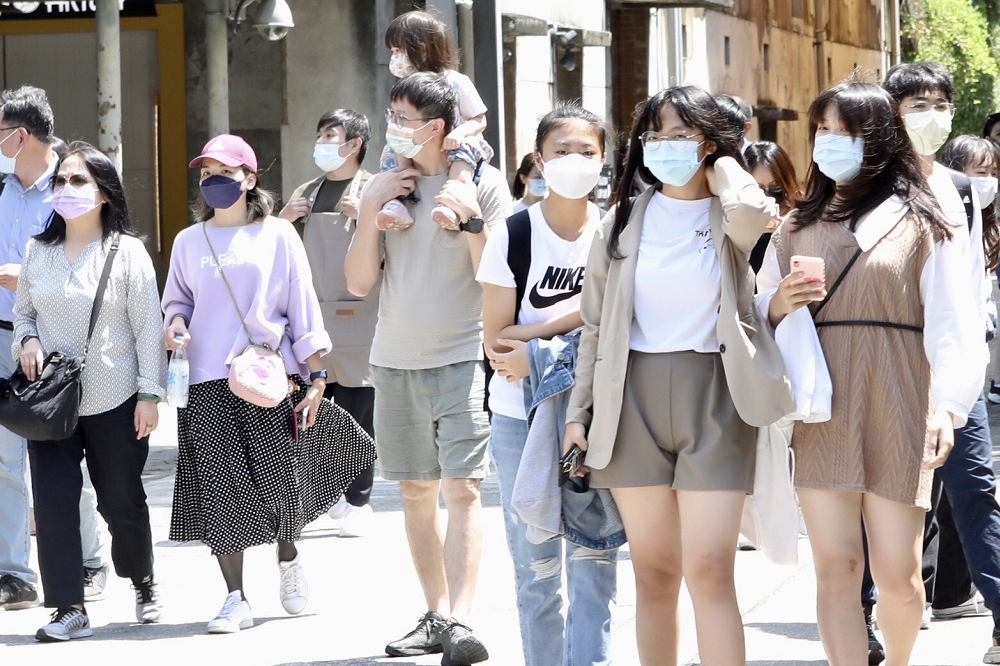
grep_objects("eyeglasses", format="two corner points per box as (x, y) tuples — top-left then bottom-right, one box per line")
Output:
(385, 109), (433, 126)
(53, 174), (94, 189)
(764, 185), (785, 200)
(640, 130), (704, 147)
(903, 101), (956, 116)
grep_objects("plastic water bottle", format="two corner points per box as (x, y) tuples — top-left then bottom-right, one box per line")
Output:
(166, 340), (189, 408)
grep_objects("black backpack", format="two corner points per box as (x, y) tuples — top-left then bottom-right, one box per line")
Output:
(948, 169), (975, 231)
(505, 208), (533, 322)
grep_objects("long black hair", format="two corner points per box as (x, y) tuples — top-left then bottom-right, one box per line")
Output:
(608, 86), (744, 258)
(793, 81), (950, 239)
(36, 141), (138, 244)
(939, 134), (1000, 270)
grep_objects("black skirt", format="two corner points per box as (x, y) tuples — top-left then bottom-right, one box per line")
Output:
(169, 378), (376, 555)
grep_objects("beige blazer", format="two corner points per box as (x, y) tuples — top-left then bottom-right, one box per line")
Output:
(566, 156), (794, 470)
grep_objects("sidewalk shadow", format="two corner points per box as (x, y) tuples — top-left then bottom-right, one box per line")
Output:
(274, 654), (419, 666)
(745, 621), (821, 641)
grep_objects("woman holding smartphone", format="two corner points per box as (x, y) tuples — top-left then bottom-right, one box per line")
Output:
(162, 134), (375, 635)
(564, 86), (788, 665)
(758, 80), (981, 666)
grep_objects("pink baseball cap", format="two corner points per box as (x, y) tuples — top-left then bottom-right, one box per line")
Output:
(188, 134), (258, 172)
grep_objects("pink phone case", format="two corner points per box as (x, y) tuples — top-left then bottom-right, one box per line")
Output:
(790, 255), (825, 281)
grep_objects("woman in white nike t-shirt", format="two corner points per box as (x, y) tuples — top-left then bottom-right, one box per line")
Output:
(477, 104), (615, 666)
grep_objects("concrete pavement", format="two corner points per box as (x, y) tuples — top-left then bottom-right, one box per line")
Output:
(1, 405), (997, 665)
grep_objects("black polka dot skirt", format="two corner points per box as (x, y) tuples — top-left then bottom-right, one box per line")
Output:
(169, 378), (376, 555)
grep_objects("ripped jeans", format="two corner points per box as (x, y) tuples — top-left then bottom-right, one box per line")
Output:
(490, 413), (617, 666)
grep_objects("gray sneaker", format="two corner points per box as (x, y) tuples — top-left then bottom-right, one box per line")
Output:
(439, 617), (489, 665)
(0, 574), (39, 610)
(83, 564), (109, 600)
(385, 611), (444, 657)
(133, 576), (162, 624)
(36, 607), (93, 642)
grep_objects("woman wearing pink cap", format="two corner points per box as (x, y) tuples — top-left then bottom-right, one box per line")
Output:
(161, 134), (375, 634)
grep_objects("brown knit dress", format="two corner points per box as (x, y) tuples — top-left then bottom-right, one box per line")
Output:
(772, 211), (936, 509)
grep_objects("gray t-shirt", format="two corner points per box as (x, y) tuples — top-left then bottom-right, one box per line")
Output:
(370, 165), (512, 370)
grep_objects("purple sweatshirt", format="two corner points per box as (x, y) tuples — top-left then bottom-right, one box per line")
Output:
(161, 216), (332, 386)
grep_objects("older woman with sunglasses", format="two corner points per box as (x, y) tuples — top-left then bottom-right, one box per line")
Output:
(15, 141), (165, 642)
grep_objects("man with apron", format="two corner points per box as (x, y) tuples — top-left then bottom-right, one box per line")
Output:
(280, 108), (377, 537)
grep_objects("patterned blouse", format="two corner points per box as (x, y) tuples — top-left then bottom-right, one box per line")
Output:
(12, 234), (166, 416)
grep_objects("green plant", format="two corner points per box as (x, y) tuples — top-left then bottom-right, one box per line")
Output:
(903, 0), (998, 134)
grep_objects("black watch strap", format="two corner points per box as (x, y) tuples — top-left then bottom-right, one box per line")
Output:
(460, 216), (484, 233)
(309, 369), (329, 381)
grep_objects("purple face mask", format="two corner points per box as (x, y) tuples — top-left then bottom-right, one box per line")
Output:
(52, 184), (100, 220)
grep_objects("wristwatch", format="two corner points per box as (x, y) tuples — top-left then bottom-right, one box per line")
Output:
(459, 216), (484, 234)
(309, 370), (329, 382)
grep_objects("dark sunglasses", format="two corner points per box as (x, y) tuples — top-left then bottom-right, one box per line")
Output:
(53, 174), (95, 188)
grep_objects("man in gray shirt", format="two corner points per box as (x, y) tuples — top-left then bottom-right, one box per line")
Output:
(346, 72), (511, 664)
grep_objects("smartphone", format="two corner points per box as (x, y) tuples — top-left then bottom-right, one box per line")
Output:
(790, 255), (825, 281)
(300, 406), (310, 430)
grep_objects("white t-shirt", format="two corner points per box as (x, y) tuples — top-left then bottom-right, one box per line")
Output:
(445, 69), (488, 121)
(630, 192), (721, 352)
(476, 202), (600, 419)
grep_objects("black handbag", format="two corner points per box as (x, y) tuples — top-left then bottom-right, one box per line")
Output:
(0, 235), (120, 441)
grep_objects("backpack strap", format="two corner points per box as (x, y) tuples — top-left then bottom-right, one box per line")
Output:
(505, 208), (533, 323)
(949, 169), (976, 231)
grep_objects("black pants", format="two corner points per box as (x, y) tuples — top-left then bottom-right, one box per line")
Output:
(326, 384), (374, 507)
(923, 479), (974, 608)
(28, 394), (154, 608)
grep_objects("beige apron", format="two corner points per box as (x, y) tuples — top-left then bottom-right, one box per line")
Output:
(299, 173), (379, 387)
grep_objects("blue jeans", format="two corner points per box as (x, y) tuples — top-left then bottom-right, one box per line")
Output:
(490, 413), (617, 666)
(0, 328), (34, 584)
(931, 396), (1000, 625)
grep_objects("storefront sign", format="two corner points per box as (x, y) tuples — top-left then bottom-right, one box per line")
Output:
(0, 0), (157, 19)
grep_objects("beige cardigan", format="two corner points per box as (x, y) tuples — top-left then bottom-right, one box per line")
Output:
(566, 156), (794, 470)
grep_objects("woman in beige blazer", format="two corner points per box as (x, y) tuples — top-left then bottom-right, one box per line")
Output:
(564, 86), (791, 665)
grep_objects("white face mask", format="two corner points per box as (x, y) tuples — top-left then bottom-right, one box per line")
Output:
(812, 133), (865, 183)
(540, 154), (603, 200)
(0, 129), (22, 174)
(971, 176), (999, 208)
(642, 139), (705, 187)
(313, 142), (350, 173)
(389, 52), (417, 79)
(526, 177), (547, 198)
(903, 110), (952, 156)
(385, 121), (434, 160)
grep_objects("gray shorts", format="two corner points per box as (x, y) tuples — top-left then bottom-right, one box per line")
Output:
(590, 350), (756, 492)
(372, 361), (490, 480)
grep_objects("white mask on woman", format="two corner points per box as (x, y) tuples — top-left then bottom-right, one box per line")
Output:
(540, 154), (603, 199)
(812, 134), (865, 183)
(971, 176), (999, 208)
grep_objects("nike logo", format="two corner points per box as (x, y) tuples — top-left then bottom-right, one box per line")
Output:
(528, 265), (585, 308)
(529, 283), (582, 308)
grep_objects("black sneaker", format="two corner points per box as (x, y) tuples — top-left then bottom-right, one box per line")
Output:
(385, 611), (444, 657)
(0, 574), (40, 610)
(133, 575), (162, 624)
(865, 605), (885, 665)
(439, 617), (489, 665)
(988, 381), (1000, 405)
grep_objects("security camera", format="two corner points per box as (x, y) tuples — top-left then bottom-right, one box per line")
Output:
(252, 0), (293, 41)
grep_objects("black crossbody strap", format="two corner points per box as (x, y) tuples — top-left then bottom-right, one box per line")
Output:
(813, 247), (863, 317)
(83, 234), (120, 358)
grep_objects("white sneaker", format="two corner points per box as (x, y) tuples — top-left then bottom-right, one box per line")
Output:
(921, 603), (932, 630)
(339, 503), (374, 538)
(207, 590), (253, 634)
(328, 496), (351, 522)
(36, 607), (92, 642)
(933, 591), (991, 620)
(279, 554), (308, 615)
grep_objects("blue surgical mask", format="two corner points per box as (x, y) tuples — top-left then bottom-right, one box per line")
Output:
(812, 134), (865, 183)
(200, 174), (245, 210)
(526, 177), (547, 198)
(642, 139), (704, 187)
